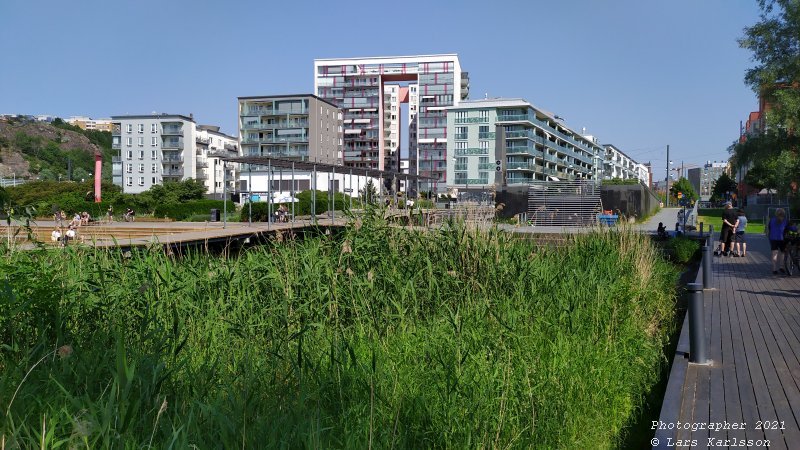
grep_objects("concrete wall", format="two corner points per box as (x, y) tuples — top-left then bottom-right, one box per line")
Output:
(599, 184), (660, 218)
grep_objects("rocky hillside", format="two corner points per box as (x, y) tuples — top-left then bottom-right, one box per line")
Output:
(0, 120), (106, 180)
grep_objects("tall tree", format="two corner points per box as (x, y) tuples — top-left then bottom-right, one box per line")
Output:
(710, 172), (738, 202)
(669, 177), (698, 205)
(739, 0), (800, 131)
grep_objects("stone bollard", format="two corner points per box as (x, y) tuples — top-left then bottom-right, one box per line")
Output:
(687, 283), (708, 364)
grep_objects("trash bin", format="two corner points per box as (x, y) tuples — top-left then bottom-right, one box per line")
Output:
(210, 209), (220, 222)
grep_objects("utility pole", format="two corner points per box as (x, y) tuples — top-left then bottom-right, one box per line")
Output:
(665, 145), (670, 207)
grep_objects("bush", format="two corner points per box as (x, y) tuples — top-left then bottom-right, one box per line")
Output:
(667, 236), (700, 263)
(153, 200), (235, 221)
(239, 202), (270, 222)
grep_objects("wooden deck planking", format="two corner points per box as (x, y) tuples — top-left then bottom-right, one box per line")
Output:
(659, 234), (800, 449)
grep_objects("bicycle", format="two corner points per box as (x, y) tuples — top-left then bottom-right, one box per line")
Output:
(784, 231), (800, 276)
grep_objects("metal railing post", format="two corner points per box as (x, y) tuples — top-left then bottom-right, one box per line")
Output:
(687, 282), (708, 364)
(700, 222), (704, 237)
(702, 244), (712, 289)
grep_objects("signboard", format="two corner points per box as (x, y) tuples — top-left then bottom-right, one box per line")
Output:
(250, 195), (260, 202)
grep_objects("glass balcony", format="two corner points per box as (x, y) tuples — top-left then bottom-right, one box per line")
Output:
(454, 164), (468, 171)
(478, 163), (496, 170)
(453, 133), (468, 140)
(162, 140), (183, 149)
(162, 128), (183, 136)
(478, 132), (495, 139)
(242, 121), (309, 130)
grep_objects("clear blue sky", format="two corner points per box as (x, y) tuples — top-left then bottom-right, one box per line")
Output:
(0, 0), (762, 181)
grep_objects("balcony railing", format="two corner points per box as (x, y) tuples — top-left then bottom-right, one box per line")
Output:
(478, 132), (495, 139)
(454, 164), (468, 171)
(242, 121), (309, 130)
(478, 163), (496, 170)
(241, 136), (309, 144)
(242, 108), (308, 116)
(162, 140), (183, 149)
(162, 128), (183, 136)
(163, 169), (183, 176)
(162, 155), (183, 162)
(454, 117), (488, 124)
(112, 142), (121, 149)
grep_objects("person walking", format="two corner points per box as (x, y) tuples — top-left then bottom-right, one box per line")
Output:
(734, 209), (747, 257)
(768, 208), (789, 274)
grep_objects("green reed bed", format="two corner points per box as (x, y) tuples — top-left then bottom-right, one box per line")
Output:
(0, 215), (678, 449)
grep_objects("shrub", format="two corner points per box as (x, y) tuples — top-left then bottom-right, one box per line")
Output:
(667, 236), (700, 263)
(152, 199), (234, 221)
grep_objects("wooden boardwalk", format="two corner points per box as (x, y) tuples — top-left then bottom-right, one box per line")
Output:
(655, 233), (800, 449)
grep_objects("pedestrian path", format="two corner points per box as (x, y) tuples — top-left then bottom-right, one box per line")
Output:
(655, 233), (800, 449)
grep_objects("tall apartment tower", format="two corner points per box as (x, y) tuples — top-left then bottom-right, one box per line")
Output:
(446, 99), (601, 191)
(314, 54), (469, 192)
(238, 95), (342, 165)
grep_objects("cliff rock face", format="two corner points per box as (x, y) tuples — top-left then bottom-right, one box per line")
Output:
(0, 121), (103, 179)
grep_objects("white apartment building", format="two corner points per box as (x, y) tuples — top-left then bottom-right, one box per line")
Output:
(195, 125), (238, 197)
(602, 144), (640, 181)
(111, 114), (236, 194)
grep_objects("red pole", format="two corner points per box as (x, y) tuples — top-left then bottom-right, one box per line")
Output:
(94, 154), (102, 202)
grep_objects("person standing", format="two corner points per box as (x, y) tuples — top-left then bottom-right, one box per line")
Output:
(768, 208), (788, 274)
(734, 209), (747, 257)
(719, 201), (739, 256)
(107, 205), (114, 223)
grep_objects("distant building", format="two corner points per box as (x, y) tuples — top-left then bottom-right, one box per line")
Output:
(314, 54), (470, 193)
(111, 114), (236, 194)
(67, 116), (113, 132)
(445, 98), (600, 192)
(602, 144), (640, 181)
(238, 94), (342, 165)
(195, 125), (238, 197)
(688, 161), (728, 201)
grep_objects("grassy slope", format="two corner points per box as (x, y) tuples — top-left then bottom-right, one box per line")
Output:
(697, 215), (765, 235)
(0, 216), (678, 448)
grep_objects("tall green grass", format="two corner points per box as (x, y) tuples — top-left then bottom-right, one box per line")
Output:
(0, 214), (678, 448)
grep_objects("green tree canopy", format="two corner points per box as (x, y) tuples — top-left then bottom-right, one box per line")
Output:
(739, 0), (800, 131)
(710, 172), (738, 202)
(669, 177), (698, 205)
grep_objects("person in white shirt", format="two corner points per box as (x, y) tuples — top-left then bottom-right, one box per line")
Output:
(50, 228), (61, 242)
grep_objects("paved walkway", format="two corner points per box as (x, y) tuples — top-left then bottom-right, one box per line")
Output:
(655, 233), (800, 449)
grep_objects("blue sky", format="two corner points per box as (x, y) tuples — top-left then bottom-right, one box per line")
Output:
(0, 0), (762, 181)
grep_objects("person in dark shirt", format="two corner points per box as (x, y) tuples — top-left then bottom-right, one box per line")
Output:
(719, 201), (739, 256)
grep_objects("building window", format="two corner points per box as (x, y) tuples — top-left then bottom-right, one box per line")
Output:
(126, 164), (132, 173)
(126, 177), (132, 186)
(138, 124), (144, 133)
(151, 137), (158, 146)
(126, 124), (132, 133)
(151, 164), (157, 173)
(126, 137), (133, 147)
(151, 123), (157, 133)
(138, 177), (145, 186)
(151, 150), (157, 158)
(478, 110), (489, 122)
(152, 177), (157, 184)
(126, 150), (133, 159)
(138, 137), (144, 147)
(138, 150), (144, 159)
